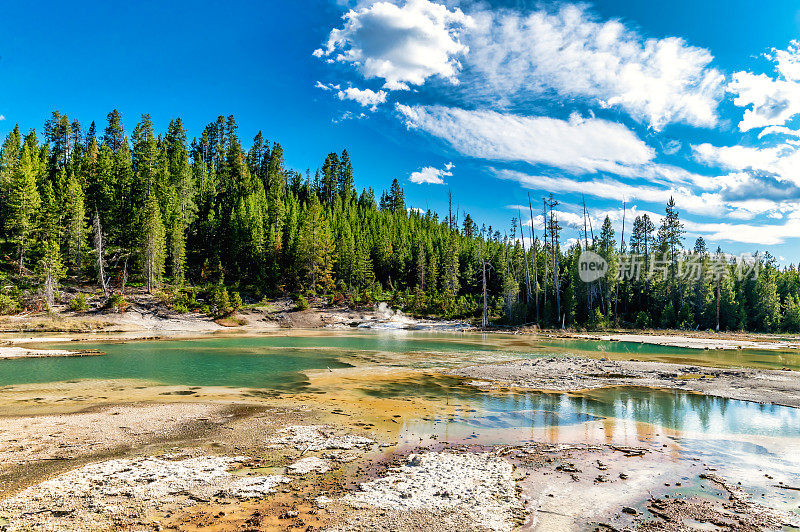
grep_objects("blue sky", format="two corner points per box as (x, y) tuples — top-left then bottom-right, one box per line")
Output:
(3, 0), (800, 262)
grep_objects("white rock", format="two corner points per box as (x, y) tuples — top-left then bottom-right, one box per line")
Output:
(287, 456), (332, 475)
(267, 425), (374, 451)
(343, 452), (524, 532)
(0, 454), (289, 531)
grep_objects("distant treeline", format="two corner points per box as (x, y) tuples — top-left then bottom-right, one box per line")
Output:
(0, 110), (798, 331)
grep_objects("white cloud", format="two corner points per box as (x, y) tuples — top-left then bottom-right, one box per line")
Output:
(692, 142), (800, 189)
(314, 0), (473, 91)
(496, 170), (725, 216)
(543, 210), (583, 230)
(315, 81), (340, 91)
(728, 41), (800, 132)
(332, 111), (368, 123)
(728, 72), (800, 132)
(0, 115), (6, 121)
(562, 237), (579, 250)
(409, 161), (453, 184)
(681, 218), (800, 246)
(770, 40), (800, 82)
(337, 86), (388, 110)
(662, 139), (682, 155)
(513, 207), (586, 231)
(758, 125), (800, 139)
(397, 104), (654, 174)
(465, 4), (724, 130)
(693, 143), (790, 173)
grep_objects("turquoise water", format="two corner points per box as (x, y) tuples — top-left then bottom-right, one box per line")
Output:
(0, 338), (352, 389)
(2, 332), (799, 442)
(6, 332), (800, 388)
(0, 333), (518, 389)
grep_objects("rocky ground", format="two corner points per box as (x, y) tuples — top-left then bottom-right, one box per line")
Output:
(2, 318), (800, 529)
(1, 431), (794, 531)
(0, 385), (797, 532)
(452, 355), (800, 407)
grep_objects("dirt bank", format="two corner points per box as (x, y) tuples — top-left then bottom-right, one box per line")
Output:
(0, 345), (99, 359)
(0, 298), (468, 352)
(451, 356), (800, 407)
(541, 330), (800, 350)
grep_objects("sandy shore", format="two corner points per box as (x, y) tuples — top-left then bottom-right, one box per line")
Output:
(451, 356), (800, 407)
(0, 345), (99, 359)
(564, 331), (800, 350)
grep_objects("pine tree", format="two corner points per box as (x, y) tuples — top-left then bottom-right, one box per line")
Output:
(102, 109), (125, 153)
(39, 179), (60, 244)
(93, 209), (108, 296)
(444, 232), (459, 304)
(44, 110), (73, 172)
(338, 149), (354, 205)
(165, 118), (196, 284)
(0, 125), (22, 227)
(755, 255), (781, 332)
(353, 237), (374, 289)
(7, 145), (40, 273)
(141, 193), (166, 293)
(63, 172), (87, 277)
(657, 197), (685, 296)
(298, 194), (334, 293)
(782, 294), (800, 332)
(37, 239), (64, 311)
(132, 114), (158, 198)
(389, 178), (405, 213)
(321, 152), (339, 204)
(266, 142), (286, 279)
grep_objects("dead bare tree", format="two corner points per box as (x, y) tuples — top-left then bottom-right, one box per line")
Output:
(518, 208), (532, 304)
(93, 209), (108, 297)
(527, 193), (539, 323)
(615, 200), (626, 322)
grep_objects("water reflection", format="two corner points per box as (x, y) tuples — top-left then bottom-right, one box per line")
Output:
(364, 381), (800, 442)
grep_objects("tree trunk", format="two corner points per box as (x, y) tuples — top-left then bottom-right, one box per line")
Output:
(93, 210), (108, 297)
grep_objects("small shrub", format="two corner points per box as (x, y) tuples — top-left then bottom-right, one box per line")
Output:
(635, 311), (652, 329)
(660, 301), (676, 329)
(171, 289), (196, 314)
(230, 291), (243, 311)
(212, 285), (231, 316)
(0, 293), (20, 315)
(294, 294), (309, 311)
(588, 308), (609, 330)
(69, 294), (89, 312)
(154, 289), (172, 306)
(107, 293), (127, 312)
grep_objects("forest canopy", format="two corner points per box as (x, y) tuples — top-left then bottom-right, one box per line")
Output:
(1, 110), (799, 332)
